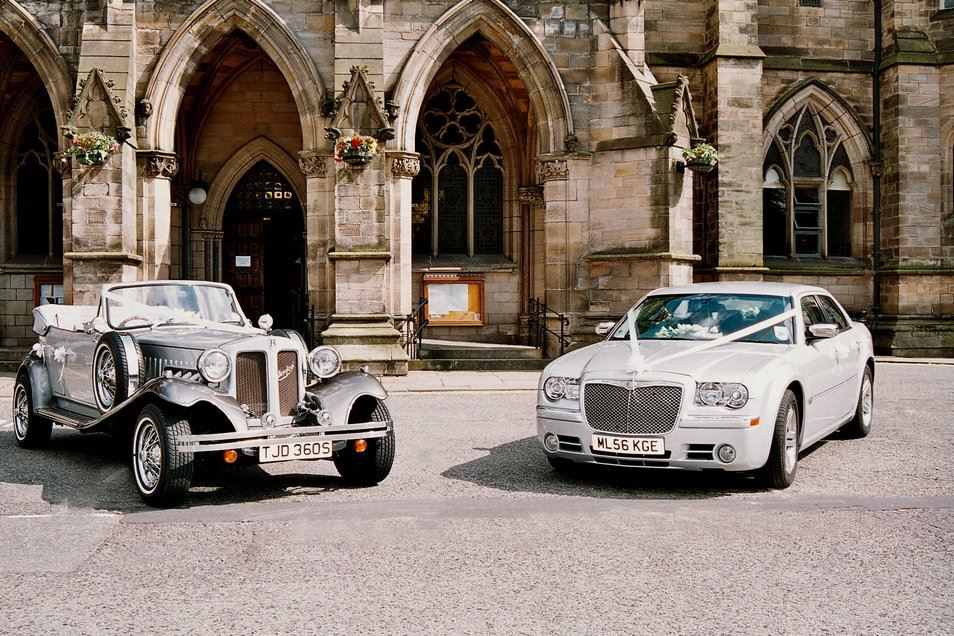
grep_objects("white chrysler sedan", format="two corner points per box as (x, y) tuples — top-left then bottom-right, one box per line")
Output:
(537, 282), (874, 488)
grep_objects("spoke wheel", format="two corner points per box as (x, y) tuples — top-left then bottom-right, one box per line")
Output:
(12, 375), (52, 449)
(95, 347), (117, 409)
(784, 404), (798, 474)
(757, 388), (799, 489)
(861, 375), (873, 427)
(843, 366), (874, 438)
(131, 404), (194, 507)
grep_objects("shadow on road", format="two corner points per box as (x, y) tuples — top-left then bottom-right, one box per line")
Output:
(442, 436), (774, 499)
(0, 428), (355, 512)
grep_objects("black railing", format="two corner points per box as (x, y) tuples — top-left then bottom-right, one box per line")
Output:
(304, 305), (324, 349)
(404, 298), (429, 359)
(528, 297), (570, 358)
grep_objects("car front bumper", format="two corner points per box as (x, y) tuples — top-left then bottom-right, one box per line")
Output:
(176, 420), (391, 453)
(537, 406), (773, 472)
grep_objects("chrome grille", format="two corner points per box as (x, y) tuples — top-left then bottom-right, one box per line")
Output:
(583, 383), (682, 435)
(277, 350), (300, 416)
(235, 352), (268, 417)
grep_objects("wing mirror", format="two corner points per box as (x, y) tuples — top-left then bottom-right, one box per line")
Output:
(595, 321), (615, 336)
(807, 323), (839, 340)
(84, 317), (108, 334)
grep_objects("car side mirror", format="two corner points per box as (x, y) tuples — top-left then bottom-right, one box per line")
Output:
(595, 321), (615, 336)
(807, 323), (839, 340)
(84, 317), (108, 334)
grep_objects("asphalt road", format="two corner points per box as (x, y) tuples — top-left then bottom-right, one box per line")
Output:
(0, 363), (951, 634)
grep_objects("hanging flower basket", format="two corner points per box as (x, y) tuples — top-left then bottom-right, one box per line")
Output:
(61, 126), (121, 166)
(682, 142), (720, 173)
(335, 134), (378, 167)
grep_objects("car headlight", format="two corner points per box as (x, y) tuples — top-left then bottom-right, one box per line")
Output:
(308, 346), (341, 379)
(198, 349), (231, 383)
(695, 382), (748, 409)
(543, 377), (580, 401)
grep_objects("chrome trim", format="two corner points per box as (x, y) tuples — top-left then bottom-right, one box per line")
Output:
(176, 420), (391, 452)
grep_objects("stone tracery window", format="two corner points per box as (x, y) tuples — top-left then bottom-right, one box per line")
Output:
(412, 83), (504, 257)
(763, 106), (853, 258)
(13, 107), (62, 259)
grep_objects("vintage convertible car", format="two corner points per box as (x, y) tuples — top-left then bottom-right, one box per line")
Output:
(13, 281), (394, 506)
(537, 282), (874, 488)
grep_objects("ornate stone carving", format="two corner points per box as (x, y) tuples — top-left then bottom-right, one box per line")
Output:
(298, 151), (328, 177)
(535, 157), (569, 182)
(53, 151), (71, 176)
(390, 153), (420, 179)
(139, 151), (179, 179)
(518, 186), (544, 206)
(325, 65), (394, 142)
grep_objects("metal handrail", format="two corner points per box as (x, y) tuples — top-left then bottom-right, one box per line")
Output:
(528, 297), (570, 357)
(405, 298), (429, 359)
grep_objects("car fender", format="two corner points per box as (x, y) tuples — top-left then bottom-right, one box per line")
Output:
(83, 377), (250, 434)
(309, 371), (388, 427)
(17, 356), (53, 411)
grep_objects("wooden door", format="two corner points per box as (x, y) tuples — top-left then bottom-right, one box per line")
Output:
(224, 217), (265, 319)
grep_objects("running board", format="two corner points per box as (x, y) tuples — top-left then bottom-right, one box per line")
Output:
(35, 407), (96, 429)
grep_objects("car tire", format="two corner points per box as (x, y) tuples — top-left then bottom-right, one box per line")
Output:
(547, 456), (578, 474)
(93, 332), (144, 413)
(12, 375), (53, 449)
(842, 366), (873, 439)
(757, 389), (799, 489)
(131, 404), (194, 507)
(334, 401), (395, 486)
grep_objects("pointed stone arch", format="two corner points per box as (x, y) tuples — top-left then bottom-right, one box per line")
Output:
(143, 0), (326, 152)
(0, 1), (72, 131)
(763, 79), (871, 167)
(391, 0), (574, 155)
(200, 137), (306, 231)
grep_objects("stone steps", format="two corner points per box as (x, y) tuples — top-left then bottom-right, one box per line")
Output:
(408, 358), (549, 371)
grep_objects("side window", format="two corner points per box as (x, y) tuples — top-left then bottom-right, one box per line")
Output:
(800, 296), (825, 329)
(816, 295), (849, 330)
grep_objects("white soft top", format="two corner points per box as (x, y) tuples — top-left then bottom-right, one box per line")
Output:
(33, 304), (98, 334)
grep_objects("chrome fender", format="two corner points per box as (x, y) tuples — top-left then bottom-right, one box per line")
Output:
(308, 371), (388, 427)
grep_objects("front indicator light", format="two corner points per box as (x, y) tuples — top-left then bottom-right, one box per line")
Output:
(354, 439), (368, 453)
(223, 449), (239, 464)
(749, 417), (760, 427)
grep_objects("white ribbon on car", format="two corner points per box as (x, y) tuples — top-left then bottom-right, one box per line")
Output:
(626, 307), (799, 375)
(101, 290), (263, 335)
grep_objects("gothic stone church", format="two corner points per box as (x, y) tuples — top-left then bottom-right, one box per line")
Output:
(1, 0), (951, 373)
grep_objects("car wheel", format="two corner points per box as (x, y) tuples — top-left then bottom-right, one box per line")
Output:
(757, 389), (799, 489)
(333, 401), (395, 486)
(842, 367), (873, 439)
(547, 456), (578, 474)
(132, 404), (194, 507)
(12, 375), (53, 449)
(93, 332), (144, 413)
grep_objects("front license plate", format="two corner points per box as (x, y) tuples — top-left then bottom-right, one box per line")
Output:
(259, 440), (333, 463)
(591, 434), (665, 456)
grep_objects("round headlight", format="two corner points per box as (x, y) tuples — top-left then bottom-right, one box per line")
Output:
(543, 376), (567, 401)
(308, 346), (341, 378)
(723, 383), (749, 409)
(198, 349), (231, 383)
(697, 382), (724, 406)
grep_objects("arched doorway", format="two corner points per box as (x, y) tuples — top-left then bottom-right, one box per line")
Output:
(222, 161), (306, 328)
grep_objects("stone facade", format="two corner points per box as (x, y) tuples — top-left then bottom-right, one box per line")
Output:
(0, 0), (951, 367)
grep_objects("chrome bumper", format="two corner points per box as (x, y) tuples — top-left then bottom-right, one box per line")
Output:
(177, 421), (391, 452)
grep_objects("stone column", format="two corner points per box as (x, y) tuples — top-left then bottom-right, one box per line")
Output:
(138, 151), (178, 280)
(699, 0), (766, 279)
(518, 185), (544, 342)
(387, 151), (420, 325)
(299, 151), (335, 334)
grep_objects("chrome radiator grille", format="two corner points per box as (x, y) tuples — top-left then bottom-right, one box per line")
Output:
(277, 350), (300, 416)
(235, 352), (268, 417)
(583, 383), (682, 435)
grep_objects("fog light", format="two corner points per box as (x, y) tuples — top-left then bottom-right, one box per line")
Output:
(223, 449), (239, 464)
(354, 439), (368, 453)
(543, 433), (559, 453)
(717, 444), (737, 464)
(318, 410), (333, 426)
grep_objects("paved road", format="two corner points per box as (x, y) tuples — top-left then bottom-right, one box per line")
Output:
(0, 364), (951, 634)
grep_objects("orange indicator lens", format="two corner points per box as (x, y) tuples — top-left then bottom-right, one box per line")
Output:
(354, 439), (368, 453)
(749, 417), (760, 427)
(223, 449), (239, 464)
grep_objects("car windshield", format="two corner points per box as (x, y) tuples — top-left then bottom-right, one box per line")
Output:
(610, 293), (795, 344)
(105, 284), (245, 330)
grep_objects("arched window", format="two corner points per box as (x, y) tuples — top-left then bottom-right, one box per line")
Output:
(412, 83), (504, 257)
(14, 107), (61, 258)
(762, 106), (854, 258)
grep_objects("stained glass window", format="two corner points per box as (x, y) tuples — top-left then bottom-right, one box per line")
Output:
(412, 83), (504, 256)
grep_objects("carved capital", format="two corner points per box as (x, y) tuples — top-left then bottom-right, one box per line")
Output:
(139, 151), (179, 179)
(389, 152), (421, 179)
(53, 151), (71, 176)
(518, 186), (544, 206)
(535, 156), (569, 182)
(298, 151), (329, 177)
